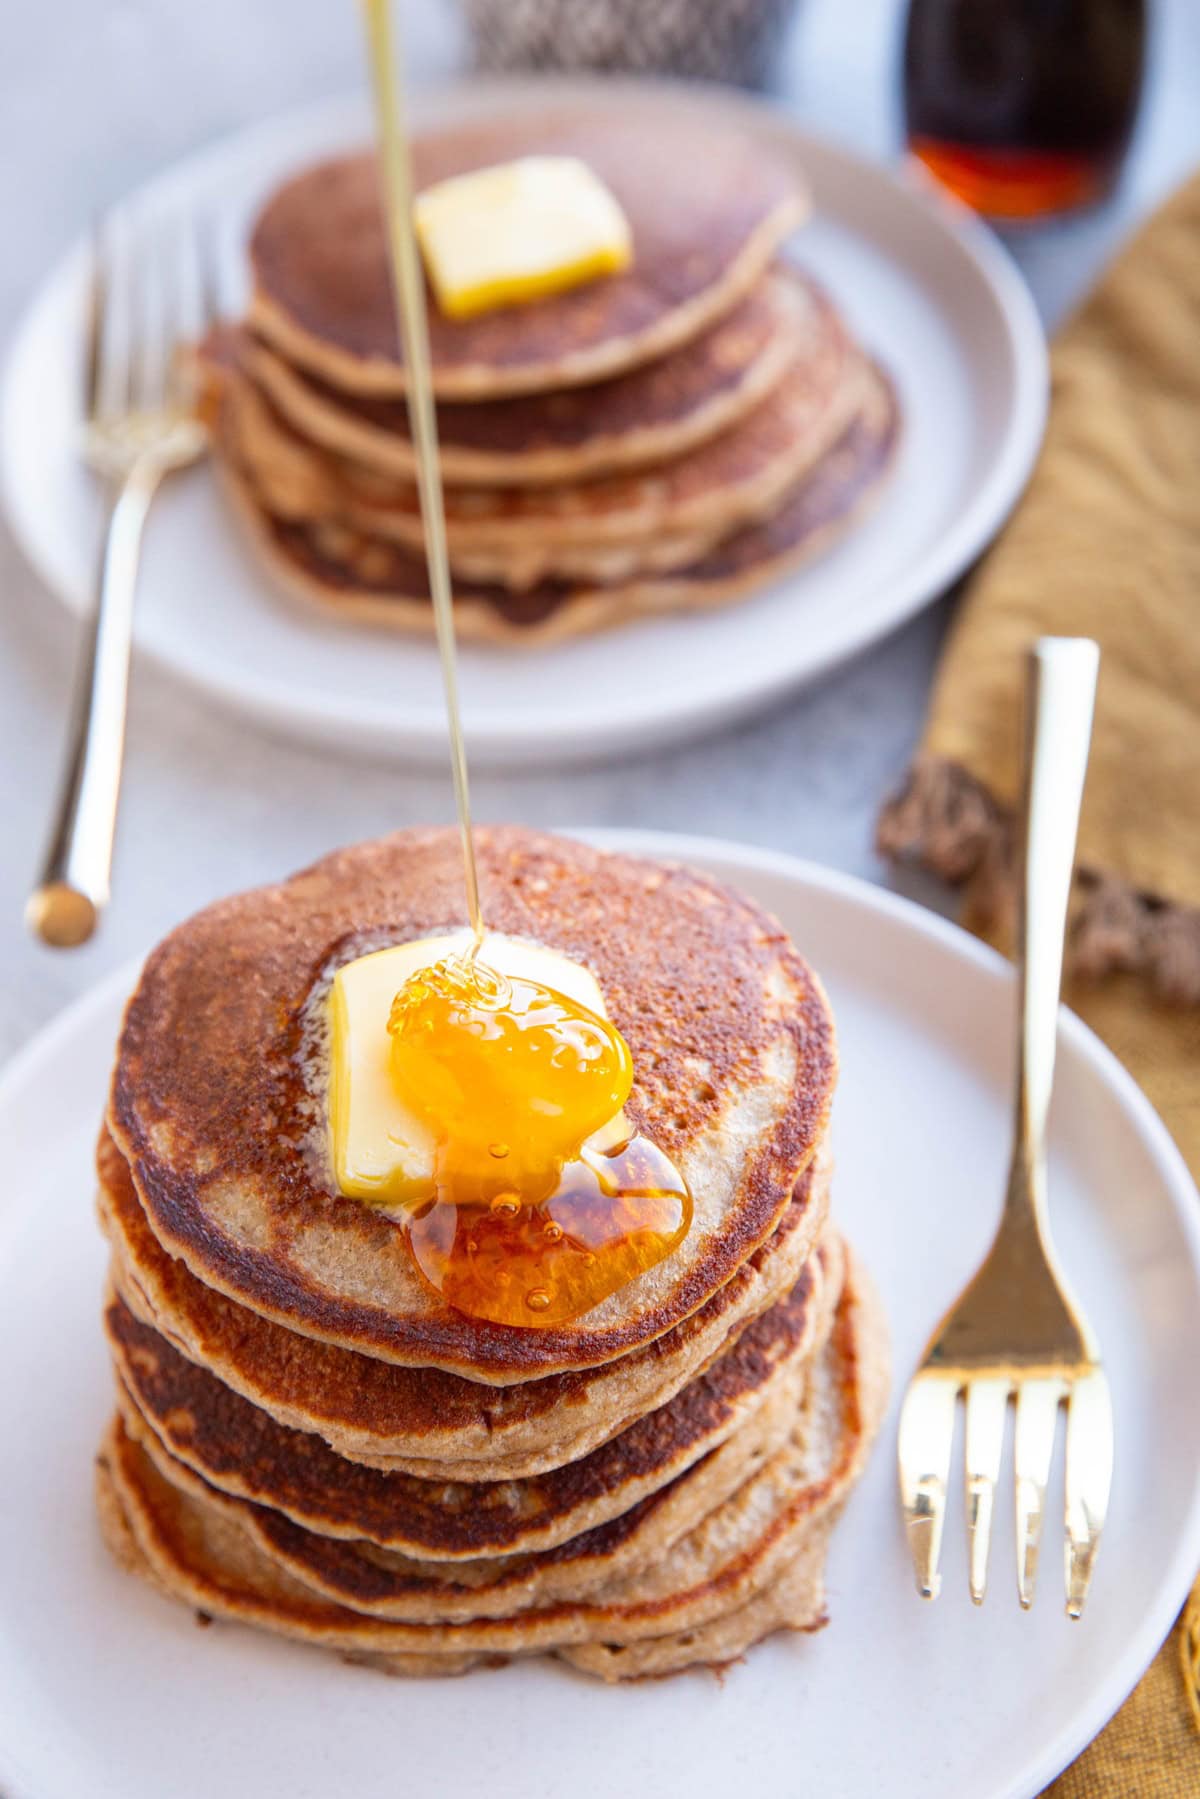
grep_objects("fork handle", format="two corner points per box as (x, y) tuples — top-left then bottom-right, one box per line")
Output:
(26, 456), (164, 947)
(1011, 637), (1100, 1200)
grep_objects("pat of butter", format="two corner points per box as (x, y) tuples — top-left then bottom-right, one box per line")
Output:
(328, 929), (626, 1208)
(414, 155), (633, 322)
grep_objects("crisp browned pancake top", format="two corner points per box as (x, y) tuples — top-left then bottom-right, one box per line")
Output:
(248, 112), (805, 398)
(107, 828), (836, 1381)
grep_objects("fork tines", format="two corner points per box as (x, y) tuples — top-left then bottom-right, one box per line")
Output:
(84, 209), (222, 444)
(899, 1363), (1112, 1615)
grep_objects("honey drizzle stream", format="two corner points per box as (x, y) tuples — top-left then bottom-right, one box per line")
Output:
(351, 9), (694, 1326)
(361, 0), (483, 947)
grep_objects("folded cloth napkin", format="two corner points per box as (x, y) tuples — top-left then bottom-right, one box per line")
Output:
(878, 171), (1200, 1795)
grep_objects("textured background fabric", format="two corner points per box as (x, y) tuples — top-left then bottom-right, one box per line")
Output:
(928, 176), (1200, 914)
(880, 174), (1200, 1005)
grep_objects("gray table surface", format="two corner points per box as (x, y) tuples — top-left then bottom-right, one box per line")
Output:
(2, 0), (1198, 1067)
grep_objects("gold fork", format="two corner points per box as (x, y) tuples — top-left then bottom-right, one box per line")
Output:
(898, 636), (1112, 1616)
(26, 216), (218, 948)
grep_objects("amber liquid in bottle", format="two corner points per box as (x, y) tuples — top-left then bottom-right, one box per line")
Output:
(904, 0), (1146, 221)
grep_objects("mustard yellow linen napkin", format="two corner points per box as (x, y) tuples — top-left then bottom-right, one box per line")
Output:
(878, 172), (1200, 1794)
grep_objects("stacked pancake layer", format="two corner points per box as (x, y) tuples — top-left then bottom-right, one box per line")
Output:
(209, 111), (901, 642)
(96, 828), (888, 1680)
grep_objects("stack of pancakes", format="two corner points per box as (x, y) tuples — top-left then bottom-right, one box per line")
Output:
(96, 828), (888, 1680)
(209, 111), (901, 643)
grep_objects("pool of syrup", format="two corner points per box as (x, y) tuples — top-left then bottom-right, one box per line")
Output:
(407, 1135), (692, 1327)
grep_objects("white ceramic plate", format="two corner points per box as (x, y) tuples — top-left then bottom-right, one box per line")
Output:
(0, 835), (1197, 1799)
(0, 80), (1046, 768)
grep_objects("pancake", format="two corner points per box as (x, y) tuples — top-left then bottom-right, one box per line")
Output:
(220, 359), (899, 644)
(248, 113), (806, 399)
(219, 404), (731, 589)
(101, 1128), (832, 1480)
(118, 1358), (803, 1619)
(99, 1435), (832, 1681)
(240, 269), (805, 487)
(97, 1253), (887, 1676)
(106, 827), (837, 1382)
(219, 280), (860, 590)
(440, 520), (725, 591)
(106, 1234), (844, 1560)
(221, 268), (844, 526)
(558, 1530), (833, 1681)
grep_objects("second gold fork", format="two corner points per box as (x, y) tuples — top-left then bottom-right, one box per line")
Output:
(26, 215), (217, 949)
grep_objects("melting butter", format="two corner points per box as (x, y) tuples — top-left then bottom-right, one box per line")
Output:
(414, 155), (633, 321)
(328, 930), (627, 1208)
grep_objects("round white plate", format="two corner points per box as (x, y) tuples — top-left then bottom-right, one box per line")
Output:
(0, 835), (1197, 1799)
(0, 80), (1046, 768)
